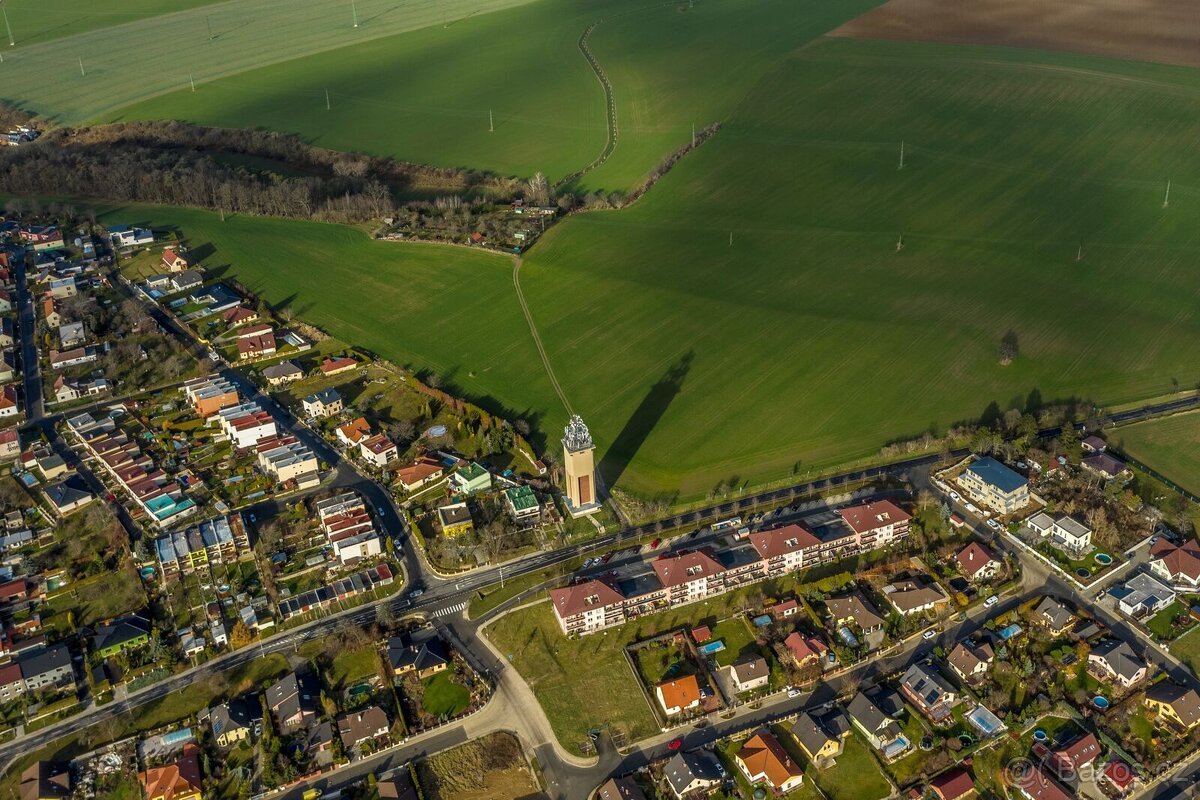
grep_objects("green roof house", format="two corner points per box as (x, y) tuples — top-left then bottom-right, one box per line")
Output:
(449, 462), (491, 495)
(91, 615), (151, 658)
(504, 485), (541, 520)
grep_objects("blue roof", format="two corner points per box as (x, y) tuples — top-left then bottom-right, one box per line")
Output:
(966, 456), (1026, 493)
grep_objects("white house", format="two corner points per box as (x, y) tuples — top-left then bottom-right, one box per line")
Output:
(1112, 572), (1176, 620)
(1027, 512), (1092, 557)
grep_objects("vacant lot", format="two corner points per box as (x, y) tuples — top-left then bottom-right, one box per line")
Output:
(833, 0), (1200, 69)
(417, 731), (544, 800)
(1112, 412), (1200, 497)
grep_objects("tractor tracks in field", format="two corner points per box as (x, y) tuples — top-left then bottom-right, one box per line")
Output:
(555, 21), (620, 189)
(512, 256), (573, 415)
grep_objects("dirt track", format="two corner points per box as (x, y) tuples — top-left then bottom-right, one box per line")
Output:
(832, 0), (1200, 69)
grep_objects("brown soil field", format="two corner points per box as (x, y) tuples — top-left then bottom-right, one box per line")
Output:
(832, 0), (1200, 69)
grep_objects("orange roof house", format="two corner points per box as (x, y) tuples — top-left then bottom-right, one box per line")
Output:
(139, 743), (202, 800)
(735, 729), (804, 792)
(655, 674), (701, 716)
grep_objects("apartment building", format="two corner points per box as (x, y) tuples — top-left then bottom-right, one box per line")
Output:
(256, 435), (319, 487)
(214, 402), (278, 450)
(154, 514), (251, 580)
(183, 376), (240, 416)
(315, 492), (382, 565)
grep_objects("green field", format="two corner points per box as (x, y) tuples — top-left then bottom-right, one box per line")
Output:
(0, 0), (221, 47)
(1112, 412), (1200, 496)
(0, 0), (535, 124)
(106, 0), (878, 189)
(421, 671), (472, 718)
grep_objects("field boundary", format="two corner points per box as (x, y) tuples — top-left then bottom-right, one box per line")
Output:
(512, 257), (573, 415)
(555, 21), (620, 190)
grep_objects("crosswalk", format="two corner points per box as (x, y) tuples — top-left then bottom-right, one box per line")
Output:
(430, 601), (468, 618)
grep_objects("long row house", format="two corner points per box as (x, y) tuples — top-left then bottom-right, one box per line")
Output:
(550, 499), (911, 635)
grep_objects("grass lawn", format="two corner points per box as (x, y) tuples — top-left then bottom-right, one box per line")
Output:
(421, 671), (471, 719)
(41, 561), (147, 629)
(810, 734), (892, 800)
(709, 617), (758, 669)
(1113, 411), (1200, 497)
(634, 640), (694, 686)
(1147, 602), (1194, 641)
(1170, 631), (1200, 678)
(884, 713), (933, 787)
(485, 575), (805, 754)
(328, 646), (381, 690)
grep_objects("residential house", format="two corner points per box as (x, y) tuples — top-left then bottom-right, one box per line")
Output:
(201, 696), (258, 749)
(18, 644), (74, 692)
(0, 349), (14, 383)
(729, 656), (769, 693)
(504, 484), (541, 521)
(1088, 639), (1148, 689)
(221, 305), (258, 327)
(656, 675), (701, 717)
(315, 492), (381, 565)
(1015, 765), (1073, 800)
(1144, 682), (1200, 731)
(0, 663), (24, 704)
(170, 270), (204, 293)
(90, 614), (151, 658)
(663, 750), (724, 799)
(597, 777), (648, 800)
(1148, 537), (1200, 592)
(848, 691), (908, 758)
(791, 708), (851, 767)
(826, 592), (885, 634)
(1111, 572), (1176, 620)
(108, 225), (154, 248)
(0, 317), (11, 346)
(955, 541), (1001, 582)
(1098, 759), (1139, 799)
(0, 384), (18, 418)
(1082, 452), (1128, 480)
(1081, 435), (1107, 453)
(138, 743), (202, 800)
(57, 322), (85, 349)
(336, 417), (371, 447)
(161, 248), (190, 272)
(360, 434), (398, 467)
(48, 347), (98, 370)
(337, 705), (389, 749)
(1034, 597), (1076, 635)
(735, 729), (804, 794)
(320, 356), (358, 376)
(183, 377), (240, 416)
(302, 387), (343, 419)
(216, 403), (277, 450)
(257, 435), (319, 486)
(448, 461), (492, 494)
(1049, 732), (1101, 776)
(387, 629), (450, 680)
(947, 639), (994, 684)
(771, 598), (799, 619)
(0, 290), (9, 313)
(883, 577), (948, 616)
(22, 225), (64, 250)
(261, 360), (303, 386)
(41, 299), (61, 328)
(376, 774), (420, 800)
(899, 663), (957, 723)
(154, 515), (250, 580)
(267, 672), (317, 732)
(236, 330), (276, 361)
(397, 456), (444, 492)
(19, 761), (71, 800)
(1044, 515), (1093, 557)
(956, 456), (1029, 515)
(47, 277), (77, 300)
(783, 632), (828, 670)
(929, 768), (976, 800)
(436, 502), (473, 537)
(0, 427), (18, 460)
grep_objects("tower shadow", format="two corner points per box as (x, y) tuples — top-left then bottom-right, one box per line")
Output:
(598, 351), (694, 488)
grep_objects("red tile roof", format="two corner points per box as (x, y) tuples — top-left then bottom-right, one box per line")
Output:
(955, 541), (999, 578)
(1016, 766), (1072, 800)
(748, 524), (820, 559)
(1150, 538), (1200, 582)
(839, 499), (910, 533)
(1052, 732), (1101, 771)
(651, 548), (725, 588)
(321, 357), (357, 374)
(1102, 759), (1137, 791)
(656, 675), (700, 711)
(930, 767), (975, 800)
(549, 579), (623, 618)
(783, 632), (827, 664)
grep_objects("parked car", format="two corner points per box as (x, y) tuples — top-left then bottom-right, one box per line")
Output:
(985, 595), (999, 607)
(986, 519), (1001, 530)
(601, 552), (614, 564)
(949, 491), (960, 501)
(650, 538), (662, 549)
(787, 686), (803, 698)
(667, 738), (684, 751)
(922, 629), (937, 640)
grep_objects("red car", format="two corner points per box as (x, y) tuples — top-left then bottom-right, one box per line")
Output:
(667, 738), (683, 752)
(601, 552), (614, 564)
(650, 538), (662, 549)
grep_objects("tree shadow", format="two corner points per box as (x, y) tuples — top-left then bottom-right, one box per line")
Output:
(598, 351), (694, 488)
